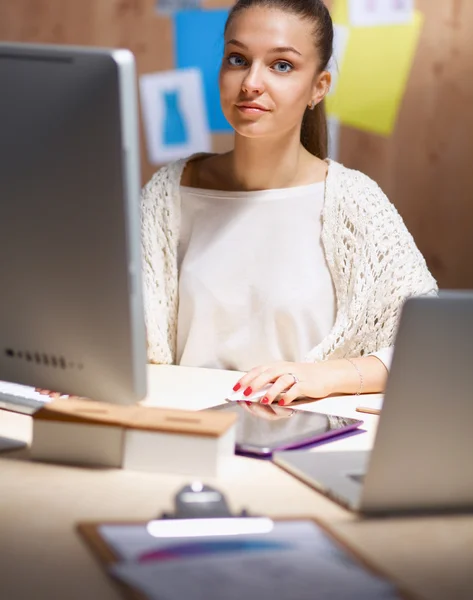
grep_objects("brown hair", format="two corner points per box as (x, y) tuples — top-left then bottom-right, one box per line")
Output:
(224, 0), (333, 159)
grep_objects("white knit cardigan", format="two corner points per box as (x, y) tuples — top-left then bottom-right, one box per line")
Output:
(141, 158), (437, 365)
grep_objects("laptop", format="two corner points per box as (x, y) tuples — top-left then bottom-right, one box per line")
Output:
(273, 291), (473, 515)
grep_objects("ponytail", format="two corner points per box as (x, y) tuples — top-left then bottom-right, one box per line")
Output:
(301, 99), (328, 159)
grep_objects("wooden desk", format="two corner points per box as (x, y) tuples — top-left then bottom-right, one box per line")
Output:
(0, 365), (472, 600)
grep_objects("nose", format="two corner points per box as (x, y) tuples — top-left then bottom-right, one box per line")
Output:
(241, 63), (265, 95)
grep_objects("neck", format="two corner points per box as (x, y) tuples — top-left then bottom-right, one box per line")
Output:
(229, 130), (310, 191)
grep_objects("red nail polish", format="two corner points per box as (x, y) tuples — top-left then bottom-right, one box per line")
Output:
(278, 399), (285, 406)
(261, 397), (269, 404)
(233, 383), (241, 392)
(243, 387), (252, 397)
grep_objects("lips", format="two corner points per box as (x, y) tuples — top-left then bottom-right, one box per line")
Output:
(237, 103), (269, 111)
(236, 102), (270, 115)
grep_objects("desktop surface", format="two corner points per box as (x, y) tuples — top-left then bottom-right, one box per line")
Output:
(1, 365), (472, 600)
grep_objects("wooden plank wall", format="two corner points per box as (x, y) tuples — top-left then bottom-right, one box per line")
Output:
(1, 0), (472, 288)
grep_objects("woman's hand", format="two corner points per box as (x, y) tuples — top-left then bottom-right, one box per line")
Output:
(232, 361), (339, 406)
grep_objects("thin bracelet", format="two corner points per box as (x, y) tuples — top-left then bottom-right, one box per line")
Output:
(345, 358), (364, 396)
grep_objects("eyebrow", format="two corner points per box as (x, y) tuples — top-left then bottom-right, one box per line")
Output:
(225, 39), (302, 56)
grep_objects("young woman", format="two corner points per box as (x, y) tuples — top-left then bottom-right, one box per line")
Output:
(141, 0), (437, 406)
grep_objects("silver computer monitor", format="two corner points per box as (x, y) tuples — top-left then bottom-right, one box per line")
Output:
(0, 42), (147, 405)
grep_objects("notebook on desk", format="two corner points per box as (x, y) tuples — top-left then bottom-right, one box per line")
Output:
(274, 292), (473, 515)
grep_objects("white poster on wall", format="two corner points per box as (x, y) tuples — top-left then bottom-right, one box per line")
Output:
(348, 0), (414, 28)
(328, 24), (350, 96)
(139, 68), (211, 165)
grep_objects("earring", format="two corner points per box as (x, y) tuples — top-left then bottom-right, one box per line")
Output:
(309, 100), (316, 110)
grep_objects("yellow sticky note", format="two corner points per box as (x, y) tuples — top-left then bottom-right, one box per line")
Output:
(327, 9), (423, 136)
(330, 0), (349, 26)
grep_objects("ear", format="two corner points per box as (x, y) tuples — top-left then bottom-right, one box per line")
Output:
(310, 70), (332, 107)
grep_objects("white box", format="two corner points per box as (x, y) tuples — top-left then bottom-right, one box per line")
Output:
(30, 399), (236, 477)
(123, 427), (235, 477)
(31, 421), (124, 468)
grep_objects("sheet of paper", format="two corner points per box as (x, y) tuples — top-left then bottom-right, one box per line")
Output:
(326, 9), (423, 136)
(173, 9), (232, 133)
(348, 0), (414, 28)
(139, 68), (211, 164)
(99, 520), (332, 562)
(111, 544), (400, 600)
(328, 25), (350, 97)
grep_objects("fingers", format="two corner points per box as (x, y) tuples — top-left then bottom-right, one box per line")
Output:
(278, 384), (302, 406)
(263, 373), (300, 405)
(233, 363), (291, 398)
(248, 368), (287, 398)
(232, 364), (274, 396)
(231, 363), (303, 405)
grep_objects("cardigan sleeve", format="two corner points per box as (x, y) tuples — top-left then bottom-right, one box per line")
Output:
(351, 175), (438, 354)
(140, 163), (182, 364)
(306, 162), (438, 363)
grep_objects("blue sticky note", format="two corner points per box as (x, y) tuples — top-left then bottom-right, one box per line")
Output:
(173, 9), (232, 133)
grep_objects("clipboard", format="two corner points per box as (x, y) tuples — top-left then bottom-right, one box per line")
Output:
(78, 521), (146, 600)
(76, 485), (416, 600)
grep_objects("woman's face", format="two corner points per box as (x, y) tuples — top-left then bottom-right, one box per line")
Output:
(219, 6), (330, 140)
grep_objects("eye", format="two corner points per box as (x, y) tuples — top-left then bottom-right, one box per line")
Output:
(227, 54), (248, 67)
(272, 61), (293, 73)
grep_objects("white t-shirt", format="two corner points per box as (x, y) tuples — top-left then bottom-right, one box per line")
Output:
(176, 182), (393, 371)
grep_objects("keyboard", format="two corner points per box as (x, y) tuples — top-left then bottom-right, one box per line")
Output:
(0, 381), (52, 415)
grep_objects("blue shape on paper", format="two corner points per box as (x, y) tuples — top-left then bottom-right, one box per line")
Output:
(173, 9), (232, 133)
(163, 90), (188, 145)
